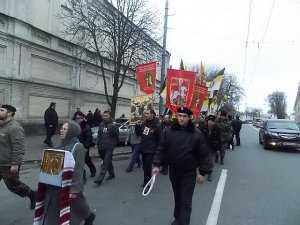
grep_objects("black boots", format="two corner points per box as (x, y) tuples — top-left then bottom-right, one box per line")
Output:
(94, 174), (104, 186)
(84, 212), (96, 225)
(94, 174), (115, 186)
(161, 166), (168, 175)
(106, 175), (115, 181)
(207, 173), (213, 182)
(171, 219), (179, 225)
(90, 172), (96, 178)
(29, 191), (36, 210)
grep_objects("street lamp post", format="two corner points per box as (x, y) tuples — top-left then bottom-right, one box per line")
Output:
(159, 0), (169, 115)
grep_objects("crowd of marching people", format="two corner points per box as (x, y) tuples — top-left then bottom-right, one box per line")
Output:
(0, 102), (242, 225)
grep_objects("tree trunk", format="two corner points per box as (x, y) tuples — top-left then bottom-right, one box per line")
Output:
(111, 92), (118, 119)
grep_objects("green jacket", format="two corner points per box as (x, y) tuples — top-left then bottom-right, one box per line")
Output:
(0, 119), (25, 166)
(217, 118), (233, 145)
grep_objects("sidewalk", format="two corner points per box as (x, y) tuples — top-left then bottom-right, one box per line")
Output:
(24, 135), (132, 163)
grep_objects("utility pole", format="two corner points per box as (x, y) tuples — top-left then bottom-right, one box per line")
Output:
(159, 0), (169, 114)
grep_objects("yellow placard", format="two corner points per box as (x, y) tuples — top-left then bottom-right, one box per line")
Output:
(41, 150), (65, 175)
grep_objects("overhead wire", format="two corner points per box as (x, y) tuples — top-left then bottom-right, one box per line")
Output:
(242, 0), (253, 111)
(249, 0), (276, 86)
(243, 0), (253, 84)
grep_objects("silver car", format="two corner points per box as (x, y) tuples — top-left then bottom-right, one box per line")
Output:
(91, 121), (130, 146)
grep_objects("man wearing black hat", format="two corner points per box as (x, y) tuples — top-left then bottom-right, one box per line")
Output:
(43, 102), (58, 147)
(0, 105), (36, 209)
(232, 115), (242, 146)
(152, 107), (212, 225)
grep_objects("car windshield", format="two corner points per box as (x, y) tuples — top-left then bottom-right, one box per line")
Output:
(267, 121), (300, 131)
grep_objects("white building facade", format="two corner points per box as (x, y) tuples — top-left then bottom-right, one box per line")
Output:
(0, 0), (169, 133)
(294, 84), (300, 124)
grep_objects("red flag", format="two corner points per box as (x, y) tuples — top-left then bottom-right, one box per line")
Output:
(166, 69), (196, 112)
(136, 62), (157, 95)
(190, 81), (208, 118)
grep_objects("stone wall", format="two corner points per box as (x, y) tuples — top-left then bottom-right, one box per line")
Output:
(0, 7), (168, 135)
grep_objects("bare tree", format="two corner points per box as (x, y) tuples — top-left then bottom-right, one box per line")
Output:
(267, 91), (287, 119)
(245, 107), (262, 120)
(210, 74), (244, 113)
(61, 0), (160, 117)
(221, 75), (244, 108)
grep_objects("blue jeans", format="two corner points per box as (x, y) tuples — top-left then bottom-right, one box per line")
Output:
(127, 144), (142, 170)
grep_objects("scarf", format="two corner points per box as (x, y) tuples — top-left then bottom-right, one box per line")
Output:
(33, 143), (78, 225)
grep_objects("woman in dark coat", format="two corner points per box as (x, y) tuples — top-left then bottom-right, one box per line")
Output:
(42, 120), (95, 225)
(74, 112), (97, 177)
(199, 114), (221, 181)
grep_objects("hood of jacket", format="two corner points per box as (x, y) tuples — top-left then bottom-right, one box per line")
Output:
(60, 120), (81, 149)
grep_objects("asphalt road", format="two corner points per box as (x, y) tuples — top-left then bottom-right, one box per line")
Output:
(1, 124), (300, 225)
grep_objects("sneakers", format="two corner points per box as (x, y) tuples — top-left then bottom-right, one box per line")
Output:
(84, 212), (96, 225)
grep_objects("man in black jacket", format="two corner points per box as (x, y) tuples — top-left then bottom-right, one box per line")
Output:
(160, 115), (172, 175)
(94, 111), (119, 186)
(135, 109), (161, 187)
(232, 115), (242, 146)
(74, 112), (96, 177)
(43, 102), (58, 147)
(152, 107), (212, 225)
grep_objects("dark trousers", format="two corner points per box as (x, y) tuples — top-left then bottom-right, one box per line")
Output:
(97, 148), (114, 181)
(142, 153), (154, 187)
(127, 144), (142, 170)
(229, 135), (235, 149)
(44, 127), (55, 147)
(44, 188), (91, 225)
(70, 192), (91, 224)
(85, 148), (96, 175)
(216, 145), (226, 164)
(169, 167), (196, 225)
(0, 166), (32, 198)
(234, 132), (241, 146)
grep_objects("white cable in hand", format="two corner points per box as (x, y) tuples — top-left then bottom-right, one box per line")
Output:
(142, 175), (156, 196)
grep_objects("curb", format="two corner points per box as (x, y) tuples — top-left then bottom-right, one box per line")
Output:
(23, 150), (132, 165)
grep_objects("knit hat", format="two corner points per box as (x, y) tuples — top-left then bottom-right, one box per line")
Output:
(1, 104), (16, 113)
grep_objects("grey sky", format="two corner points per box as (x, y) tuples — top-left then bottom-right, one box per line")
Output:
(149, 0), (300, 114)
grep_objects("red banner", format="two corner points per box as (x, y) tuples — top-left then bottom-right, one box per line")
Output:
(166, 69), (196, 112)
(136, 62), (157, 95)
(190, 81), (208, 118)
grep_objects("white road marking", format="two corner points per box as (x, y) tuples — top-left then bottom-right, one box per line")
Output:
(205, 169), (228, 225)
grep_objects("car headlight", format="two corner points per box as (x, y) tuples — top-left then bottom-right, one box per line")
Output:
(268, 132), (279, 137)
